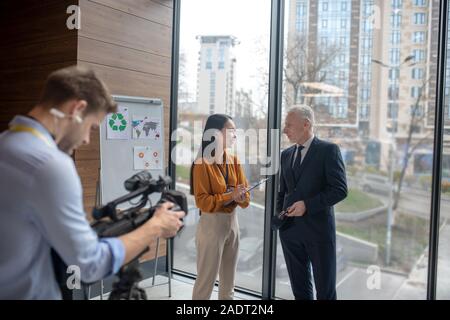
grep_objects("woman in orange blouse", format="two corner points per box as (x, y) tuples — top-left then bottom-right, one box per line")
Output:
(190, 114), (250, 300)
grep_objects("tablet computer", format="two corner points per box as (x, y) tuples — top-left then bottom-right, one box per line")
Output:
(245, 177), (269, 192)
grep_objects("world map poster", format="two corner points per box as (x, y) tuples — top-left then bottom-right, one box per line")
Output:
(131, 116), (161, 141)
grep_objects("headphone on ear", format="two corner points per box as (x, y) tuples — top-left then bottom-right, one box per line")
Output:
(50, 108), (82, 124)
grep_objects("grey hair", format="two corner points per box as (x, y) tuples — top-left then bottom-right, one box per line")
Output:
(288, 105), (315, 127)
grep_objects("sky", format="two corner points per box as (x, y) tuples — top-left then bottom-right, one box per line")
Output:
(179, 0), (272, 103)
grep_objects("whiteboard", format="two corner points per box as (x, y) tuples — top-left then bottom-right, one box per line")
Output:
(99, 95), (165, 207)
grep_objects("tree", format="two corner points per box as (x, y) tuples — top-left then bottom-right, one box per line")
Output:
(393, 78), (433, 213)
(284, 34), (342, 107)
(178, 51), (194, 110)
(251, 33), (342, 118)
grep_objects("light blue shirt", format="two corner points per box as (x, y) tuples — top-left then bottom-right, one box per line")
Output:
(0, 116), (125, 299)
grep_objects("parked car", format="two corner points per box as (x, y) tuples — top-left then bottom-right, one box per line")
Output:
(361, 173), (396, 196)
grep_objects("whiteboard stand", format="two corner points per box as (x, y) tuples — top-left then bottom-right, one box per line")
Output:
(152, 238), (160, 285)
(141, 237), (172, 298)
(168, 238), (172, 297)
(94, 95), (171, 299)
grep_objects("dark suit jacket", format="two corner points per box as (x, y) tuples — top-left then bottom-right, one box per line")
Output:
(276, 137), (348, 243)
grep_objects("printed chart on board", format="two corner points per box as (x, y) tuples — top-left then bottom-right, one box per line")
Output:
(99, 96), (164, 206)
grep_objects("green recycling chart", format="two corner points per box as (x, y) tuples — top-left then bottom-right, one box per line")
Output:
(106, 106), (129, 139)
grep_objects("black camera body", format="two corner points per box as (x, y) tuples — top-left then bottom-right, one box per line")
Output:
(91, 171), (187, 238)
(91, 189), (187, 238)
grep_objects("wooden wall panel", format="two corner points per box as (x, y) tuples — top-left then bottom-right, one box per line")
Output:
(151, 0), (173, 9)
(0, 0), (78, 132)
(0, 62), (78, 101)
(78, 62), (171, 101)
(0, 0), (173, 262)
(141, 241), (167, 262)
(78, 37), (171, 77)
(78, 0), (172, 57)
(86, 0), (173, 27)
(0, 100), (36, 131)
(0, 0), (78, 47)
(0, 35), (77, 70)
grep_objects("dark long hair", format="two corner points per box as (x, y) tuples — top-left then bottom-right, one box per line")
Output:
(190, 114), (232, 195)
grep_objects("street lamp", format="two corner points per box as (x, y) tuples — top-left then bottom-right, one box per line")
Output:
(372, 54), (416, 266)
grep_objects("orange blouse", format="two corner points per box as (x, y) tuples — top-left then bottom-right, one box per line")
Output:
(192, 151), (250, 213)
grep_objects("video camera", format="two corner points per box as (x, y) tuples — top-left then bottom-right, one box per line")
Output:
(89, 171), (188, 300)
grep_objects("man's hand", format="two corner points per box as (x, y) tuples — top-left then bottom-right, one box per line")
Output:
(286, 201), (306, 217)
(119, 201), (185, 265)
(147, 201), (185, 238)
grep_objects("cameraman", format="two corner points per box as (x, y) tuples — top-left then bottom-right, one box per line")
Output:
(0, 66), (185, 299)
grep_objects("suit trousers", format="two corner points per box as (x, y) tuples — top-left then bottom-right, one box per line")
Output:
(279, 223), (337, 300)
(192, 210), (240, 300)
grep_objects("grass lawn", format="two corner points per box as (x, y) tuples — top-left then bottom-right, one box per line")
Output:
(335, 191), (428, 272)
(337, 212), (429, 272)
(176, 165), (191, 183)
(336, 188), (383, 213)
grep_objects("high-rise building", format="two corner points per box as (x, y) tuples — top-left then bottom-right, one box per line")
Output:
(196, 35), (237, 116)
(286, 0), (363, 165)
(371, 0), (440, 173)
(287, 0), (447, 173)
(358, 0), (375, 138)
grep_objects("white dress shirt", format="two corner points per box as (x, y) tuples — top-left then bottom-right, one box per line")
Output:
(292, 134), (315, 166)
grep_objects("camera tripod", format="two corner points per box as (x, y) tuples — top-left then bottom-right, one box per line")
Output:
(108, 259), (147, 300)
(90, 239), (173, 300)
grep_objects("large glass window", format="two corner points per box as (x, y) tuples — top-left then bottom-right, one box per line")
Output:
(170, 0), (450, 300)
(276, 0), (437, 300)
(413, 13), (427, 25)
(437, 0), (450, 301)
(413, 0), (427, 7)
(389, 68), (400, 80)
(392, 0), (402, 9)
(173, 0), (271, 295)
(391, 31), (401, 45)
(391, 13), (402, 27)
(413, 31), (426, 44)
(412, 68), (425, 80)
(413, 49), (426, 62)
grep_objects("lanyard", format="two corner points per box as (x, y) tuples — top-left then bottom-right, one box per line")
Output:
(217, 163), (229, 186)
(216, 151), (230, 186)
(9, 124), (53, 147)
